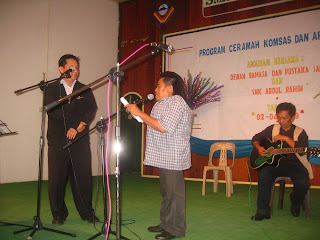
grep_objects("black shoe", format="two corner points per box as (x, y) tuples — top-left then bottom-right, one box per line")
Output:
(290, 193), (300, 217)
(290, 205), (300, 217)
(251, 213), (270, 221)
(52, 216), (65, 225)
(87, 215), (100, 223)
(148, 225), (164, 232)
(155, 231), (176, 240)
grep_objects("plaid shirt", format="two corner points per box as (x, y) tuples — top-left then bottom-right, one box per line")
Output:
(144, 95), (193, 170)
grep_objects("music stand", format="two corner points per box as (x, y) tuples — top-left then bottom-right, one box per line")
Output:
(0, 120), (18, 137)
(0, 78), (76, 239)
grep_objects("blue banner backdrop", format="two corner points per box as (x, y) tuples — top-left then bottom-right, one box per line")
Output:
(190, 136), (320, 165)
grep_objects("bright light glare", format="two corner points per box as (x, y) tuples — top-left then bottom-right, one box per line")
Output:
(114, 142), (122, 154)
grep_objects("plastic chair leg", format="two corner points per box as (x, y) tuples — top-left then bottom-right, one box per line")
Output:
(230, 169), (233, 194)
(213, 170), (219, 193)
(270, 182), (276, 217)
(202, 168), (207, 196)
(278, 180), (285, 210)
(226, 168), (231, 197)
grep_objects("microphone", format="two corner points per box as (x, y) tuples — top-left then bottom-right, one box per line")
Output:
(150, 42), (173, 52)
(120, 94), (154, 123)
(134, 94), (154, 105)
(61, 66), (75, 78)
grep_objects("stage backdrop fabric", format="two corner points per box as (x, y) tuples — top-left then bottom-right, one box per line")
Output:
(164, 9), (320, 164)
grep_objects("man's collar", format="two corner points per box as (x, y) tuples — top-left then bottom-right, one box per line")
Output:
(60, 79), (77, 88)
(280, 124), (295, 132)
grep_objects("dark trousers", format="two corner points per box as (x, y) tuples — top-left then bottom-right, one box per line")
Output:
(256, 164), (310, 215)
(48, 143), (93, 219)
(159, 168), (186, 237)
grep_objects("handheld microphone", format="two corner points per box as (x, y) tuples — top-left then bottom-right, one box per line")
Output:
(134, 94), (154, 105)
(61, 66), (75, 78)
(150, 42), (173, 52)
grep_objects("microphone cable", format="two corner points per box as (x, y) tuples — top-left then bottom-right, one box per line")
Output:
(59, 83), (95, 221)
(92, 131), (103, 233)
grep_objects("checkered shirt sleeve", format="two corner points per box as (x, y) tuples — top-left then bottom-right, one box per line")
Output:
(143, 95), (194, 170)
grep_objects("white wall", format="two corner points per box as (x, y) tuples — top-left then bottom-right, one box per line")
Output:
(0, 0), (119, 183)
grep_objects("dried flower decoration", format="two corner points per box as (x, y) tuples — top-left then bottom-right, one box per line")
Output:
(184, 71), (224, 110)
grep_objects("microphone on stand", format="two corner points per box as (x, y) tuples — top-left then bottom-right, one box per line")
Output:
(61, 66), (75, 78)
(134, 94), (154, 105)
(150, 42), (173, 52)
(120, 94), (154, 123)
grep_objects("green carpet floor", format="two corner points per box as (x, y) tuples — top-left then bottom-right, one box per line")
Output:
(0, 174), (319, 240)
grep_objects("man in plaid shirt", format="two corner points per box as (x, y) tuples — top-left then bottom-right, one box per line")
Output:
(125, 71), (193, 240)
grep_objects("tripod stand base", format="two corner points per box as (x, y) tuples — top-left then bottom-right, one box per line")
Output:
(88, 221), (129, 240)
(1, 216), (76, 239)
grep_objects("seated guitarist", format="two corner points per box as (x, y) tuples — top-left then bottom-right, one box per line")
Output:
(251, 102), (313, 221)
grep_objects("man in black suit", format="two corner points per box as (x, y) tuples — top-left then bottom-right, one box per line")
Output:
(45, 54), (98, 225)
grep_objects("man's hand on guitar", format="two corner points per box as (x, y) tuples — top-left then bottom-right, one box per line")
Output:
(274, 134), (295, 148)
(256, 146), (268, 156)
(253, 141), (268, 156)
(273, 134), (288, 142)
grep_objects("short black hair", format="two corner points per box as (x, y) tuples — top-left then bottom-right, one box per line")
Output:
(276, 102), (296, 117)
(160, 71), (186, 101)
(58, 54), (79, 68)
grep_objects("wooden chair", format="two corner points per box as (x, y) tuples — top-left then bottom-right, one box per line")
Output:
(270, 177), (311, 219)
(202, 142), (236, 197)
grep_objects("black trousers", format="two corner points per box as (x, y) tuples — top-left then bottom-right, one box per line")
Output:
(159, 168), (186, 237)
(48, 143), (94, 219)
(256, 163), (310, 215)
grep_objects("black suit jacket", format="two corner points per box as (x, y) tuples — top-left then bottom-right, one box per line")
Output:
(45, 80), (97, 146)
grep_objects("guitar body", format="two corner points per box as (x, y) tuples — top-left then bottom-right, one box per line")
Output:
(249, 138), (285, 170)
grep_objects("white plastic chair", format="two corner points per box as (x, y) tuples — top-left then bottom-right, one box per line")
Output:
(202, 142), (236, 197)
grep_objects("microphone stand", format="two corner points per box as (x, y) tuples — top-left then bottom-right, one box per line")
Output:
(43, 44), (163, 240)
(115, 63), (122, 240)
(87, 118), (129, 240)
(14, 77), (61, 95)
(62, 112), (120, 150)
(0, 77), (76, 239)
(64, 102), (148, 240)
(63, 102), (150, 149)
(43, 46), (160, 112)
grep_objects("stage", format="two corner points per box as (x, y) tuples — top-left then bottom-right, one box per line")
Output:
(1, 174), (319, 240)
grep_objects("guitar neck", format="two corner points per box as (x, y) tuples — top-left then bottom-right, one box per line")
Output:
(272, 147), (307, 155)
